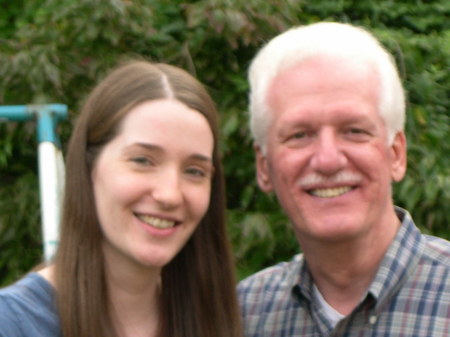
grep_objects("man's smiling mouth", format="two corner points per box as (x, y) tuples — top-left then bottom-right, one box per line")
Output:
(308, 186), (354, 198)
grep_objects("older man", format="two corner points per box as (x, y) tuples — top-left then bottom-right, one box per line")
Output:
(238, 22), (450, 336)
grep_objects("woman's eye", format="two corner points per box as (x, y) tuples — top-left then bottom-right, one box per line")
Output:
(185, 167), (207, 178)
(131, 156), (153, 166)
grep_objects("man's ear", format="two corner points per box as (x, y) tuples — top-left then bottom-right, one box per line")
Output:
(390, 131), (407, 182)
(255, 145), (273, 192)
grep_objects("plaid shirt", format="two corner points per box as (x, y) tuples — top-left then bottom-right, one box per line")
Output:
(238, 207), (450, 336)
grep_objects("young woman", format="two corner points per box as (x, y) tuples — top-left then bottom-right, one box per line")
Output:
(0, 60), (242, 337)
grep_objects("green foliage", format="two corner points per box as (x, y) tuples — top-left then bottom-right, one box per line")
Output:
(0, 123), (42, 284)
(0, 0), (449, 285)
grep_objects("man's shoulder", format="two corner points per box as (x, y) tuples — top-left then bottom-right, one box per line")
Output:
(422, 234), (450, 267)
(238, 254), (303, 293)
(397, 207), (450, 270)
(237, 254), (306, 331)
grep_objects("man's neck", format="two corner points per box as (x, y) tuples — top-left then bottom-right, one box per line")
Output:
(300, 214), (401, 315)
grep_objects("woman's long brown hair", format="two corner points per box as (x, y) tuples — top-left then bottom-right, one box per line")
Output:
(53, 60), (242, 337)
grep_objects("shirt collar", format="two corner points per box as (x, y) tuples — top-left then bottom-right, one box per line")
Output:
(291, 207), (423, 310)
(368, 207), (423, 310)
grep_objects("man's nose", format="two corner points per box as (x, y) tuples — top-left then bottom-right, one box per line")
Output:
(310, 130), (347, 175)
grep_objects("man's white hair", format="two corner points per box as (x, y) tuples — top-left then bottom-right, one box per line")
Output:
(248, 22), (406, 149)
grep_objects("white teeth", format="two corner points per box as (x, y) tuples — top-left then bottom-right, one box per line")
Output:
(138, 215), (175, 229)
(310, 186), (352, 198)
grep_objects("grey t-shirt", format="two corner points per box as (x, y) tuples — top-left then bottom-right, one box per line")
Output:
(0, 273), (61, 336)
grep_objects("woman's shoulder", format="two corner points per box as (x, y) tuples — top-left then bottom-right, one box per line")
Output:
(0, 272), (54, 305)
(0, 273), (60, 337)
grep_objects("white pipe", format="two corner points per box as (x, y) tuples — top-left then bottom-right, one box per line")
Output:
(38, 142), (65, 262)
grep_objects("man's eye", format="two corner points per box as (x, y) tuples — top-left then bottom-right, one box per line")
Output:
(290, 131), (307, 139)
(344, 127), (372, 142)
(348, 128), (366, 134)
(345, 128), (371, 137)
(283, 129), (313, 147)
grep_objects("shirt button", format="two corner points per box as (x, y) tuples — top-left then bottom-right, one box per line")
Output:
(369, 315), (377, 325)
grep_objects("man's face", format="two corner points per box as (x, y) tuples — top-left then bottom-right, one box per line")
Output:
(256, 58), (406, 246)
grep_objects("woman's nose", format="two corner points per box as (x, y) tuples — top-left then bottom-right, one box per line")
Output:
(152, 170), (183, 209)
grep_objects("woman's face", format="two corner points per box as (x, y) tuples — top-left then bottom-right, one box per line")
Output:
(92, 99), (214, 272)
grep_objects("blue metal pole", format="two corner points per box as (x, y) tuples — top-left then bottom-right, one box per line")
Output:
(0, 105), (33, 121)
(0, 104), (68, 143)
(31, 104), (67, 146)
(0, 104), (68, 262)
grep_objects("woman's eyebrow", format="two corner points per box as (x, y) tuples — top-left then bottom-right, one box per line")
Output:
(190, 153), (212, 162)
(125, 143), (212, 162)
(124, 142), (162, 152)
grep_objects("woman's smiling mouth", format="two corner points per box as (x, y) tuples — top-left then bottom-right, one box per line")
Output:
(137, 214), (176, 229)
